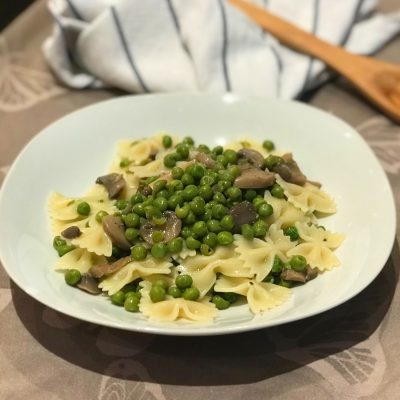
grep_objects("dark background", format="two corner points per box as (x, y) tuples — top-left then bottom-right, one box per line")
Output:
(0, 0), (35, 30)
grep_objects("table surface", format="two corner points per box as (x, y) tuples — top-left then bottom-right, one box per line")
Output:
(1, 1), (400, 399)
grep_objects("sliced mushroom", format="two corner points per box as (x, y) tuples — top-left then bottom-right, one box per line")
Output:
(138, 184), (152, 197)
(272, 153), (307, 186)
(281, 269), (306, 283)
(229, 201), (257, 232)
(237, 148), (264, 169)
(234, 168), (275, 189)
(102, 215), (131, 251)
(195, 151), (216, 168)
(96, 173), (126, 199)
(61, 226), (81, 239)
(89, 256), (132, 279)
(305, 266), (319, 281)
(77, 274), (101, 294)
(140, 211), (182, 245)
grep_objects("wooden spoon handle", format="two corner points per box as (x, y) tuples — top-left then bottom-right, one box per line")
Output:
(228, 0), (364, 74)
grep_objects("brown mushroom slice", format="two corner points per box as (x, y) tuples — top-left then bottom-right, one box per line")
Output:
(140, 211), (182, 245)
(229, 201), (257, 232)
(77, 274), (101, 294)
(89, 256), (132, 279)
(281, 269), (306, 283)
(195, 151), (216, 168)
(272, 153), (307, 186)
(61, 226), (81, 239)
(234, 168), (275, 189)
(237, 148), (264, 169)
(96, 173), (126, 199)
(102, 215), (131, 251)
(305, 266), (319, 281)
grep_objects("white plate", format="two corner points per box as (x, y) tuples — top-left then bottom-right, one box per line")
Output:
(0, 94), (396, 335)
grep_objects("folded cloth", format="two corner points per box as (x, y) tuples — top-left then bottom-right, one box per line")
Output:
(43, 0), (400, 99)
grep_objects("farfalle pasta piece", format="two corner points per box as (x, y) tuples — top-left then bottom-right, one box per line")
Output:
(71, 223), (112, 257)
(129, 157), (168, 179)
(295, 222), (345, 249)
(264, 192), (314, 229)
(99, 258), (172, 295)
(276, 176), (336, 214)
(55, 248), (107, 274)
(287, 242), (340, 271)
(214, 276), (291, 314)
(139, 281), (216, 322)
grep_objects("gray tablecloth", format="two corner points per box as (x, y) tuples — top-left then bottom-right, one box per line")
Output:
(1, 1), (400, 399)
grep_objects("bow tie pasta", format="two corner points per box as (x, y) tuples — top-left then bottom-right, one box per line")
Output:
(48, 133), (345, 324)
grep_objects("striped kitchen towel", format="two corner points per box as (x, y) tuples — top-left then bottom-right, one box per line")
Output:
(43, 0), (400, 99)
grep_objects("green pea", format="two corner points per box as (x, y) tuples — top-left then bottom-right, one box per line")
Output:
(258, 203), (273, 217)
(130, 193), (144, 205)
(217, 180), (231, 193)
(183, 185), (199, 201)
(64, 269), (81, 286)
(203, 232), (218, 248)
(276, 278), (293, 288)
(212, 145), (223, 155)
(175, 274), (193, 290)
(224, 149), (238, 164)
(192, 221), (208, 237)
(115, 199), (128, 211)
(182, 286), (200, 301)
(221, 292), (239, 303)
(131, 244), (147, 261)
(77, 201), (91, 216)
(125, 228), (139, 242)
(124, 294), (140, 312)
(110, 290), (125, 306)
(271, 184), (285, 198)
(284, 226), (300, 241)
(96, 210), (109, 223)
(227, 165), (241, 180)
(151, 243), (168, 258)
(241, 224), (254, 240)
(217, 231), (234, 245)
(168, 286), (182, 298)
(156, 189), (169, 199)
(171, 166), (184, 179)
(203, 208), (213, 221)
(198, 144), (210, 153)
(189, 163), (205, 179)
(168, 179), (184, 192)
(176, 203), (190, 219)
(119, 158), (132, 168)
(123, 213), (140, 228)
(168, 194), (183, 209)
(152, 179), (167, 195)
(57, 244), (75, 257)
(199, 185), (213, 201)
(133, 203), (146, 217)
(200, 243), (214, 256)
(186, 236), (201, 250)
(154, 197), (168, 212)
(212, 204), (227, 219)
(176, 144), (189, 160)
(271, 256), (284, 273)
(153, 216), (167, 226)
(162, 135), (173, 148)
(253, 220), (268, 237)
(164, 154), (177, 168)
(200, 175), (215, 186)
(289, 255), (307, 272)
(182, 136), (194, 146)
(264, 155), (283, 170)
(225, 186), (242, 201)
(153, 278), (169, 290)
(244, 190), (257, 201)
(207, 219), (222, 233)
(213, 192), (227, 205)
(216, 154), (228, 166)
(212, 162), (224, 171)
(151, 230), (165, 243)
(180, 226), (191, 239)
(190, 196), (206, 215)
(167, 237), (183, 254)
(150, 285), (166, 302)
(220, 215), (234, 231)
(53, 236), (66, 249)
(184, 210), (196, 225)
(212, 295), (230, 310)
(145, 205), (161, 220)
(145, 176), (158, 185)
(252, 197), (265, 208)
(262, 140), (275, 152)
(181, 172), (194, 186)
(206, 200), (217, 209)
(112, 245), (123, 259)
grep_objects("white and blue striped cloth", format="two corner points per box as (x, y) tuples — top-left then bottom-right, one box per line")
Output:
(43, 0), (400, 99)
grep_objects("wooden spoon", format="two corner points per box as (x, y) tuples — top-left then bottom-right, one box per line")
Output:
(229, 0), (400, 123)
